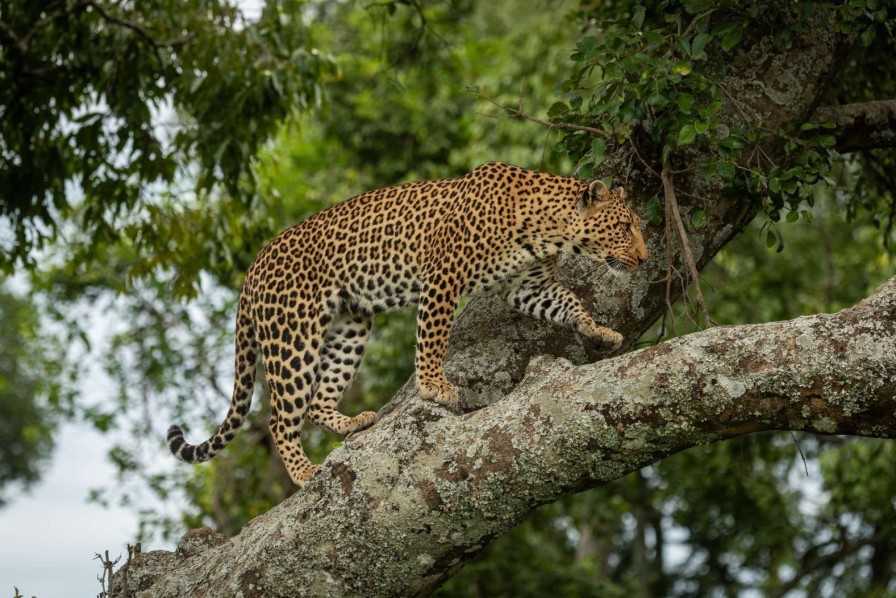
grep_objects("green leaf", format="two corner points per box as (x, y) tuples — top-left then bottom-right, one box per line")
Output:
(691, 209), (706, 229)
(578, 36), (598, 54)
(662, 143), (674, 163)
(859, 26), (876, 47)
(720, 26), (744, 52)
(632, 5), (646, 30)
(676, 92), (695, 114)
(719, 135), (744, 149)
(764, 222), (784, 252)
(605, 62), (622, 79)
(647, 86), (670, 108)
(678, 123), (697, 146)
(683, 0), (712, 14)
(716, 161), (735, 181)
(673, 61), (693, 75)
(700, 101), (723, 118)
(645, 195), (664, 226)
(547, 101), (570, 119)
(591, 137), (607, 165)
(690, 32), (710, 60)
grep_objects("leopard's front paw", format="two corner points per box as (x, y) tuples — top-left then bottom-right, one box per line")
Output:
(596, 328), (623, 350)
(417, 375), (459, 410)
(578, 322), (623, 351)
(349, 411), (378, 433)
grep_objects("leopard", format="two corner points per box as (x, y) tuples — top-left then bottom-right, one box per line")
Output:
(167, 161), (648, 486)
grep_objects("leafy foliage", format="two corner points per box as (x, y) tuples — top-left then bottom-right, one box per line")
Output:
(0, 0), (334, 291)
(0, 285), (66, 505)
(551, 1), (894, 248)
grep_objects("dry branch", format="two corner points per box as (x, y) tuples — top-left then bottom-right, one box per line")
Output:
(660, 163), (713, 329)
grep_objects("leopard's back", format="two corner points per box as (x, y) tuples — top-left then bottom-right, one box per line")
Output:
(247, 176), (466, 314)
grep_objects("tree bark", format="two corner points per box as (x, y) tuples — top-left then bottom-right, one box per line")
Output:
(122, 277), (896, 597)
(813, 100), (896, 153)
(117, 11), (896, 598)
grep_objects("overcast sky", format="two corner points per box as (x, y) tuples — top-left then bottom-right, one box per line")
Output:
(0, 424), (156, 597)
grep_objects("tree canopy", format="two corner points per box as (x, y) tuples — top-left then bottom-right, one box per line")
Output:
(2, 0), (895, 595)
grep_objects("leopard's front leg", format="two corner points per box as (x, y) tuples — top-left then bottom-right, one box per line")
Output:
(504, 259), (623, 350)
(415, 279), (461, 409)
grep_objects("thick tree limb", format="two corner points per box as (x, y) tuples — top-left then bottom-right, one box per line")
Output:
(813, 100), (896, 153)
(123, 277), (896, 596)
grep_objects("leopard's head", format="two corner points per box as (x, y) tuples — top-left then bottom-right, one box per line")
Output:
(568, 180), (648, 273)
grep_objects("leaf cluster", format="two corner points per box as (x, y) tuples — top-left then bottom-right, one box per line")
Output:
(550, 1), (892, 248)
(0, 0), (334, 281)
(0, 285), (69, 505)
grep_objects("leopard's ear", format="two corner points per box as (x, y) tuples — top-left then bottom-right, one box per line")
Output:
(578, 180), (611, 214)
(615, 186), (626, 199)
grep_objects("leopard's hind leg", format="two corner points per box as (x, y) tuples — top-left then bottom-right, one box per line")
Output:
(260, 315), (325, 486)
(305, 312), (377, 435)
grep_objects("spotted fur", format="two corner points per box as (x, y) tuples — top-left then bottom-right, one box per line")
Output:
(167, 162), (648, 486)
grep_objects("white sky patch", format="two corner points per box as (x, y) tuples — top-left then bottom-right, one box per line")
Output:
(0, 423), (172, 597)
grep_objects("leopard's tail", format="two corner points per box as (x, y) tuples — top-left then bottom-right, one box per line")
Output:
(167, 292), (257, 464)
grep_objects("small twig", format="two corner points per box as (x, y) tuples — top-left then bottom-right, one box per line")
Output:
(538, 125), (553, 171)
(790, 432), (810, 476)
(86, 1), (193, 48)
(94, 549), (121, 597)
(663, 181), (679, 336)
(473, 89), (613, 141)
(661, 163), (713, 329)
(86, 1), (159, 46)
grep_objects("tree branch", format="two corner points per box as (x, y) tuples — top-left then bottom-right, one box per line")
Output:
(121, 277), (896, 596)
(472, 89), (614, 141)
(812, 100), (896, 153)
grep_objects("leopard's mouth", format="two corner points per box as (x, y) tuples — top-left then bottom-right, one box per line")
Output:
(605, 256), (629, 272)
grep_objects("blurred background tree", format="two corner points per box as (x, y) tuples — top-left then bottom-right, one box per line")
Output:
(2, 0), (894, 595)
(0, 284), (70, 505)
